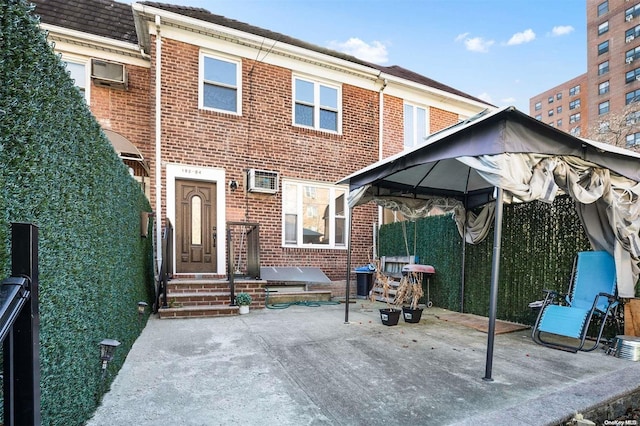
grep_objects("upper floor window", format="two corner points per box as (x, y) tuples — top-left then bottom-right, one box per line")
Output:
(557, 119), (563, 127)
(569, 112), (581, 124)
(63, 59), (89, 103)
(557, 105), (563, 114)
(626, 132), (640, 147)
(200, 53), (241, 114)
(548, 96), (554, 104)
(626, 67), (640, 83)
(282, 180), (347, 248)
(404, 103), (428, 149)
(569, 84), (581, 96)
(556, 92), (562, 100)
(535, 114), (542, 120)
(598, 61), (609, 76)
(598, 1), (608, 16)
(293, 77), (340, 133)
(599, 80), (610, 95)
(598, 40), (609, 55)
(534, 101), (542, 111)
(569, 99), (581, 110)
(626, 89), (640, 104)
(598, 21), (609, 36)
(599, 100), (610, 114)
(628, 111), (640, 126)
(626, 4), (640, 22)
(625, 25), (640, 43)
(548, 109), (554, 117)
(626, 47), (640, 64)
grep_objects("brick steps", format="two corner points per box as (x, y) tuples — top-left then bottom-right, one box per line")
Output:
(158, 278), (334, 318)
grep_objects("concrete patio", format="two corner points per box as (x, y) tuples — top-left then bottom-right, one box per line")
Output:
(86, 302), (640, 425)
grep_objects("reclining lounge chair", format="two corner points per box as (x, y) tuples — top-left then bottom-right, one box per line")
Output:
(531, 251), (618, 353)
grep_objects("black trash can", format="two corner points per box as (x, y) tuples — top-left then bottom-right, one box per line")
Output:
(355, 266), (374, 298)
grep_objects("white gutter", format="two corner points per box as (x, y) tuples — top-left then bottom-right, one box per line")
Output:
(377, 77), (387, 245)
(41, 23), (146, 58)
(154, 15), (163, 273)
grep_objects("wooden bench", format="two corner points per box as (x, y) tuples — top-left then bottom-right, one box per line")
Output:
(371, 256), (418, 303)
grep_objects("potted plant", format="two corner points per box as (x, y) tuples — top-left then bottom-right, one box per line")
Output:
(236, 292), (252, 315)
(395, 267), (424, 323)
(372, 260), (401, 326)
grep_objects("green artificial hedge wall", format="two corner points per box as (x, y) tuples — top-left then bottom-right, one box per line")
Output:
(0, 1), (154, 424)
(378, 195), (592, 325)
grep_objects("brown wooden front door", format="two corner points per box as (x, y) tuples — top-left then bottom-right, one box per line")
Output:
(176, 179), (217, 273)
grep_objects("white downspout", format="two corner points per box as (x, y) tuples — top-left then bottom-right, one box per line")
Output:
(377, 78), (388, 241)
(154, 15), (163, 273)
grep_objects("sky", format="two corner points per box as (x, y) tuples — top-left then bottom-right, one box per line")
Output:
(152, 0), (587, 112)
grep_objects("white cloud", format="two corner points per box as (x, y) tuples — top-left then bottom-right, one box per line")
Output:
(507, 29), (536, 46)
(327, 37), (389, 64)
(501, 97), (516, 104)
(454, 32), (469, 42)
(464, 37), (494, 53)
(551, 25), (574, 36)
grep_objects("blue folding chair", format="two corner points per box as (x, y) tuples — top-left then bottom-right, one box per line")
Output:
(531, 251), (618, 353)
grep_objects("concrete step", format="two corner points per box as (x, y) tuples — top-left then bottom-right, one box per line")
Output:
(265, 290), (332, 304)
(158, 305), (239, 319)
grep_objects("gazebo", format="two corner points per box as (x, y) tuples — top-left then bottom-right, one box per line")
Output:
(338, 106), (640, 380)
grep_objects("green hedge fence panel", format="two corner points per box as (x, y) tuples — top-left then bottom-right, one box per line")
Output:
(378, 196), (592, 325)
(0, 2), (154, 424)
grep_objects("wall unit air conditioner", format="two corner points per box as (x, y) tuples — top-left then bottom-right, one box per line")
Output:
(91, 59), (127, 89)
(627, 35), (635, 43)
(627, 14), (634, 22)
(247, 169), (279, 194)
(636, 75), (640, 80)
(627, 57), (635, 64)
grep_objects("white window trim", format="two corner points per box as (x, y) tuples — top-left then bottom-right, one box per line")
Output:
(198, 50), (242, 115)
(62, 55), (90, 104)
(292, 74), (342, 134)
(403, 102), (430, 149)
(282, 179), (348, 249)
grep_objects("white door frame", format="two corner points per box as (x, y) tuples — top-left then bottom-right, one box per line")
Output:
(166, 163), (226, 275)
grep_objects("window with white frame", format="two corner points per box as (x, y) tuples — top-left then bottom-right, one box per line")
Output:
(200, 53), (241, 114)
(626, 67), (640, 83)
(293, 77), (340, 132)
(569, 112), (581, 124)
(282, 180), (347, 248)
(63, 59), (89, 102)
(534, 101), (542, 111)
(599, 80), (610, 95)
(569, 84), (581, 96)
(569, 99), (581, 110)
(404, 103), (428, 149)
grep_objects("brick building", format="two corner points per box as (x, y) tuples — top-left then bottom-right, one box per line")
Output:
(530, 0), (640, 149)
(34, 0), (492, 287)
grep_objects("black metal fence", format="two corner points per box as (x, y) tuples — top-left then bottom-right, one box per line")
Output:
(0, 223), (40, 426)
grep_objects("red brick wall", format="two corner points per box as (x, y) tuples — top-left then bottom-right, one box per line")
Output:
(150, 38), (380, 280)
(430, 106), (459, 133)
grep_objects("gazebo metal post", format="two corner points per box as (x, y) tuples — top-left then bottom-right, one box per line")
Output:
(344, 208), (354, 323)
(483, 187), (504, 382)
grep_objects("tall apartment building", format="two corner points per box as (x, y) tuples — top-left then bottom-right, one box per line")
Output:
(530, 0), (640, 149)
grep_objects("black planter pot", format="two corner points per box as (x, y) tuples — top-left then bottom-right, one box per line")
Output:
(402, 306), (424, 323)
(379, 308), (401, 326)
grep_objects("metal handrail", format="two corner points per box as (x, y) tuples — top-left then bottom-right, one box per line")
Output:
(157, 219), (173, 310)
